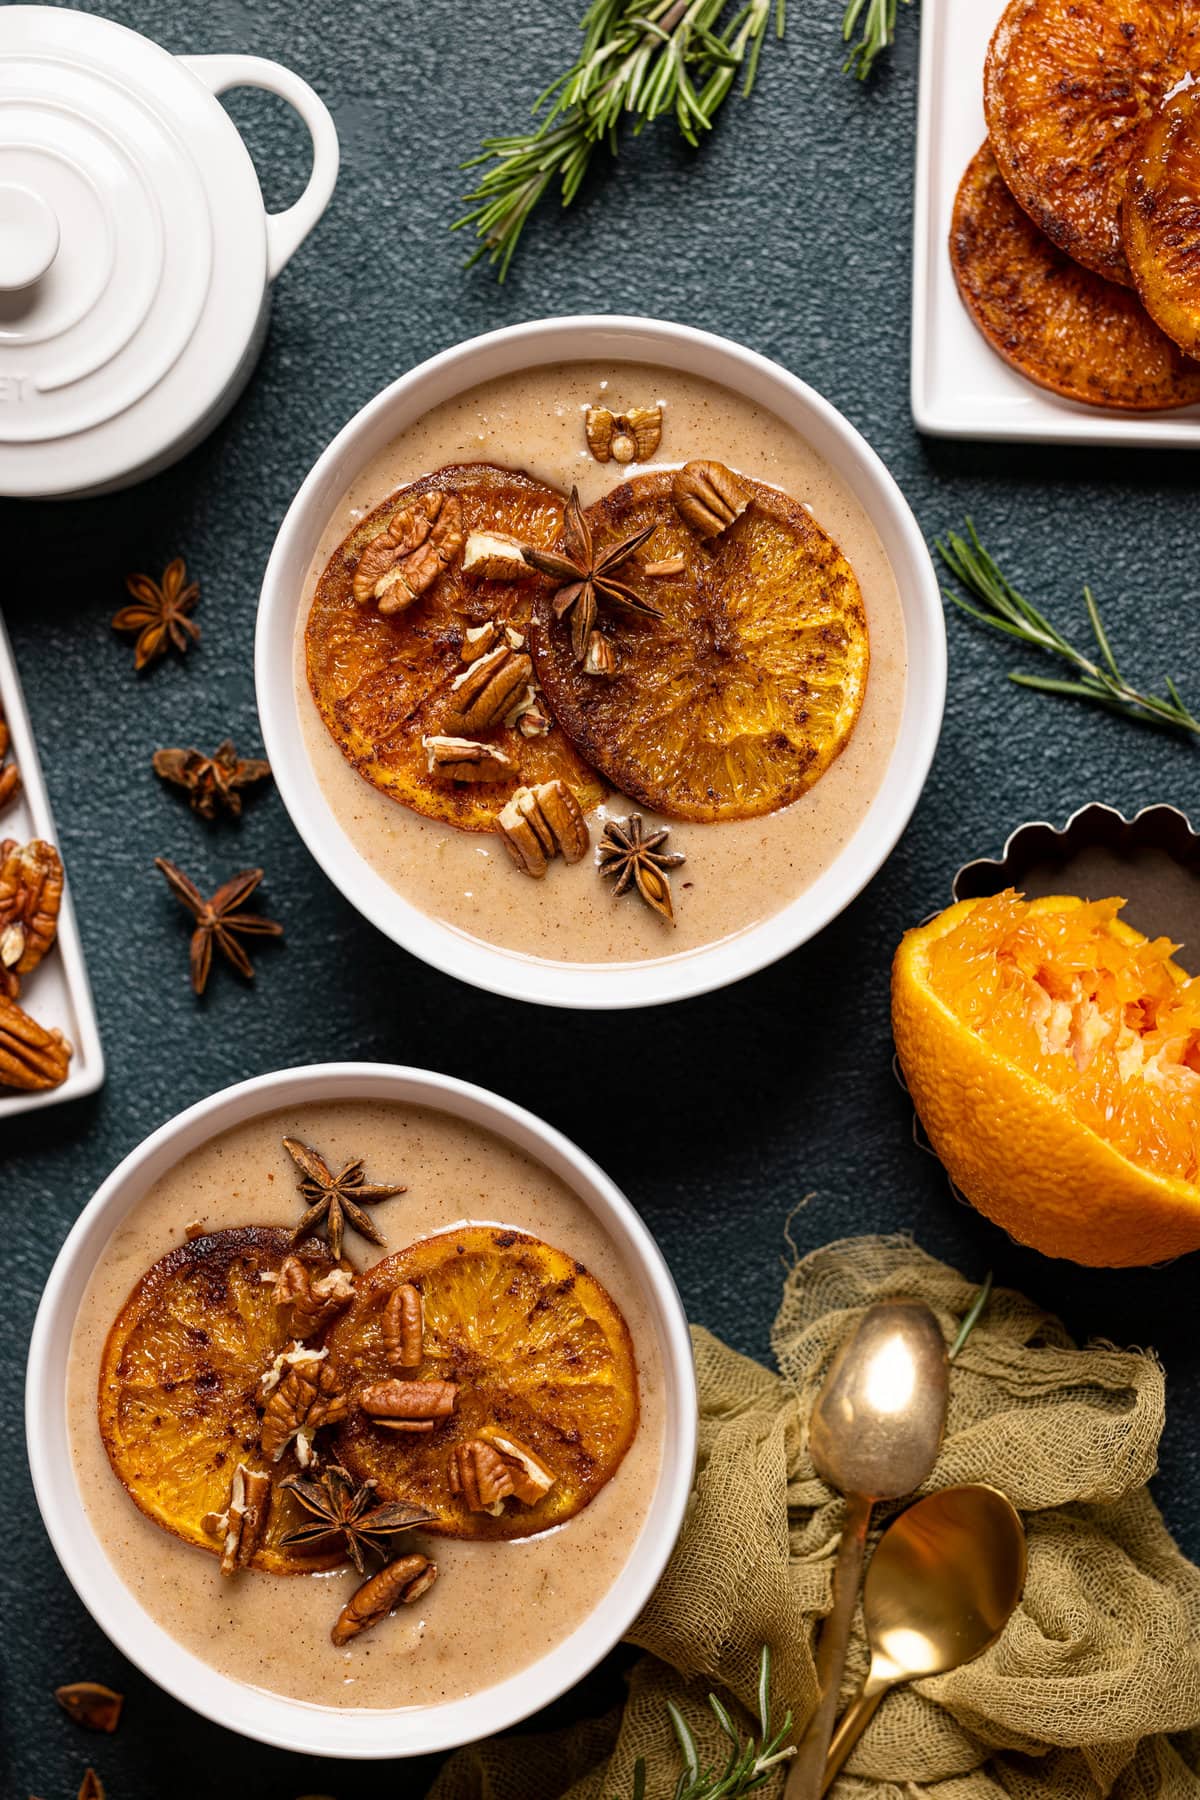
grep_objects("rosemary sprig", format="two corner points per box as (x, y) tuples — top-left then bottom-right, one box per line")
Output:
(842, 0), (909, 79)
(617, 1646), (795, 1799)
(939, 523), (1200, 739)
(456, 0), (786, 279)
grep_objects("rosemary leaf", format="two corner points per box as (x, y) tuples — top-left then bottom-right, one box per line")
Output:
(938, 522), (1200, 740)
(614, 1647), (795, 1798)
(457, 0), (786, 277)
(842, 0), (910, 79)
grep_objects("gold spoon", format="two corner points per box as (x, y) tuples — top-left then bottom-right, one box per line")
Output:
(820, 1483), (1027, 1795)
(786, 1299), (949, 1799)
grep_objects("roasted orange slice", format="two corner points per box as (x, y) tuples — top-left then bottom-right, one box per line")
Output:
(306, 463), (605, 833)
(528, 470), (868, 823)
(984, 0), (1200, 285)
(1124, 82), (1200, 357)
(951, 144), (1200, 411)
(326, 1228), (639, 1541)
(99, 1227), (342, 1573)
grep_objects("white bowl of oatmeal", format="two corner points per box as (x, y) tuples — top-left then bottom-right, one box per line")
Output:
(25, 1063), (695, 1758)
(257, 316), (945, 1007)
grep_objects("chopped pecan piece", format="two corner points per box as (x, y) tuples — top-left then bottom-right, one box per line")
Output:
(0, 838), (63, 976)
(259, 1344), (349, 1465)
(331, 1554), (438, 1645)
(461, 621), (499, 662)
(462, 531), (531, 583)
(446, 643), (534, 733)
(496, 781), (589, 878)
(450, 1433), (557, 1514)
(483, 1431), (557, 1503)
(78, 1770), (104, 1800)
(585, 405), (662, 465)
(360, 1377), (458, 1432)
(643, 556), (686, 577)
(352, 492), (464, 614)
(0, 715), (18, 815)
(422, 735), (513, 783)
(516, 699), (552, 738)
(672, 459), (754, 539)
(54, 1682), (124, 1733)
(201, 1462), (272, 1574)
(0, 992), (71, 1090)
(382, 1283), (423, 1371)
(273, 1256), (355, 1339)
(583, 631), (617, 678)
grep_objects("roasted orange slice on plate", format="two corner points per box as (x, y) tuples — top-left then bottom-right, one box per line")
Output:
(894, 892), (1200, 1267)
(984, 0), (1200, 285)
(528, 469), (868, 824)
(951, 144), (1200, 411)
(326, 1227), (639, 1541)
(1124, 82), (1200, 357)
(99, 1227), (341, 1573)
(305, 463), (606, 833)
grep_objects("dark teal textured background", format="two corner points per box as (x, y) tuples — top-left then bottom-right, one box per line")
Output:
(4, 1), (1200, 1794)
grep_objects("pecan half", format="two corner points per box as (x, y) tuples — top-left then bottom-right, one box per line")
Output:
(259, 1345), (349, 1465)
(0, 837), (63, 975)
(462, 531), (531, 583)
(422, 735), (514, 783)
(382, 1283), (423, 1371)
(0, 992), (71, 1090)
(446, 644), (534, 733)
(585, 405), (662, 465)
(201, 1463), (272, 1574)
(331, 1554), (438, 1645)
(672, 459), (754, 539)
(273, 1256), (355, 1339)
(54, 1682), (123, 1733)
(496, 781), (589, 878)
(360, 1377), (458, 1432)
(352, 492), (464, 614)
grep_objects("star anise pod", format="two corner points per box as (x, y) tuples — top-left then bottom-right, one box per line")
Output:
(154, 858), (283, 994)
(597, 813), (686, 924)
(278, 1464), (435, 1574)
(113, 557), (200, 670)
(522, 487), (661, 662)
(283, 1135), (407, 1260)
(153, 739), (272, 821)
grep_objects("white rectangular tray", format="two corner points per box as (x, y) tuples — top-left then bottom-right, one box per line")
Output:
(0, 612), (104, 1117)
(911, 0), (1200, 446)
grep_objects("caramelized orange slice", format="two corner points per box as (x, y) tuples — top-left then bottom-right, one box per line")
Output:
(1124, 82), (1200, 357)
(305, 464), (605, 833)
(951, 144), (1200, 411)
(528, 470), (868, 823)
(984, 0), (1200, 285)
(326, 1228), (639, 1541)
(99, 1227), (341, 1573)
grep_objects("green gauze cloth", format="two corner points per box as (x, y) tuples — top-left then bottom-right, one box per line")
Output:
(427, 1235), (1200, 1799)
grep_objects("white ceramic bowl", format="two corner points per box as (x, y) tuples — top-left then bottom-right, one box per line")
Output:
(257, 316), (946, 1008)
(25, 1063), (697, 1759)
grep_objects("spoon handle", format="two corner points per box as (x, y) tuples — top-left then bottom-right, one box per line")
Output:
(819, 1683), (887, 1796)
(784, 1491), (873, 1800)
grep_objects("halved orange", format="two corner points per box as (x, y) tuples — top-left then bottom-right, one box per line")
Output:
(528, 471), (869, 823)
(893, 891), (1200, 1266)
(99, 1227), (342, 1572)
(326, 1228), (639, 1540)
(1124, 81), (1200, 357)
(305, 463), (606, 833)
(984, 0), (1200, 285)
(951, 143), (1200, 410)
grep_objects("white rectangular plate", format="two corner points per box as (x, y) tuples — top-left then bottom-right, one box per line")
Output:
(0, 613), (104, 1116)
(911, 0), (1200, 446)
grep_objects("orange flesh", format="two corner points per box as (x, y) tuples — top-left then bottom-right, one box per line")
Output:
(924, 892), (1200, 1183)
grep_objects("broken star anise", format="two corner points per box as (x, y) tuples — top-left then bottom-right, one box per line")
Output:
(154, 858), (283, 994)
(278, 1463), (435, 1574)
(113, 557), (200, 670)
(153, 739), (271, 821)
(283, 1135), (407, 1260)
(597, 814), (686, 924)
(522, 487), (661, 662)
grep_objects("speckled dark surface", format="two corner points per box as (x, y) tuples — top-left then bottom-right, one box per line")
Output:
(4, 1), (1200, 1794)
